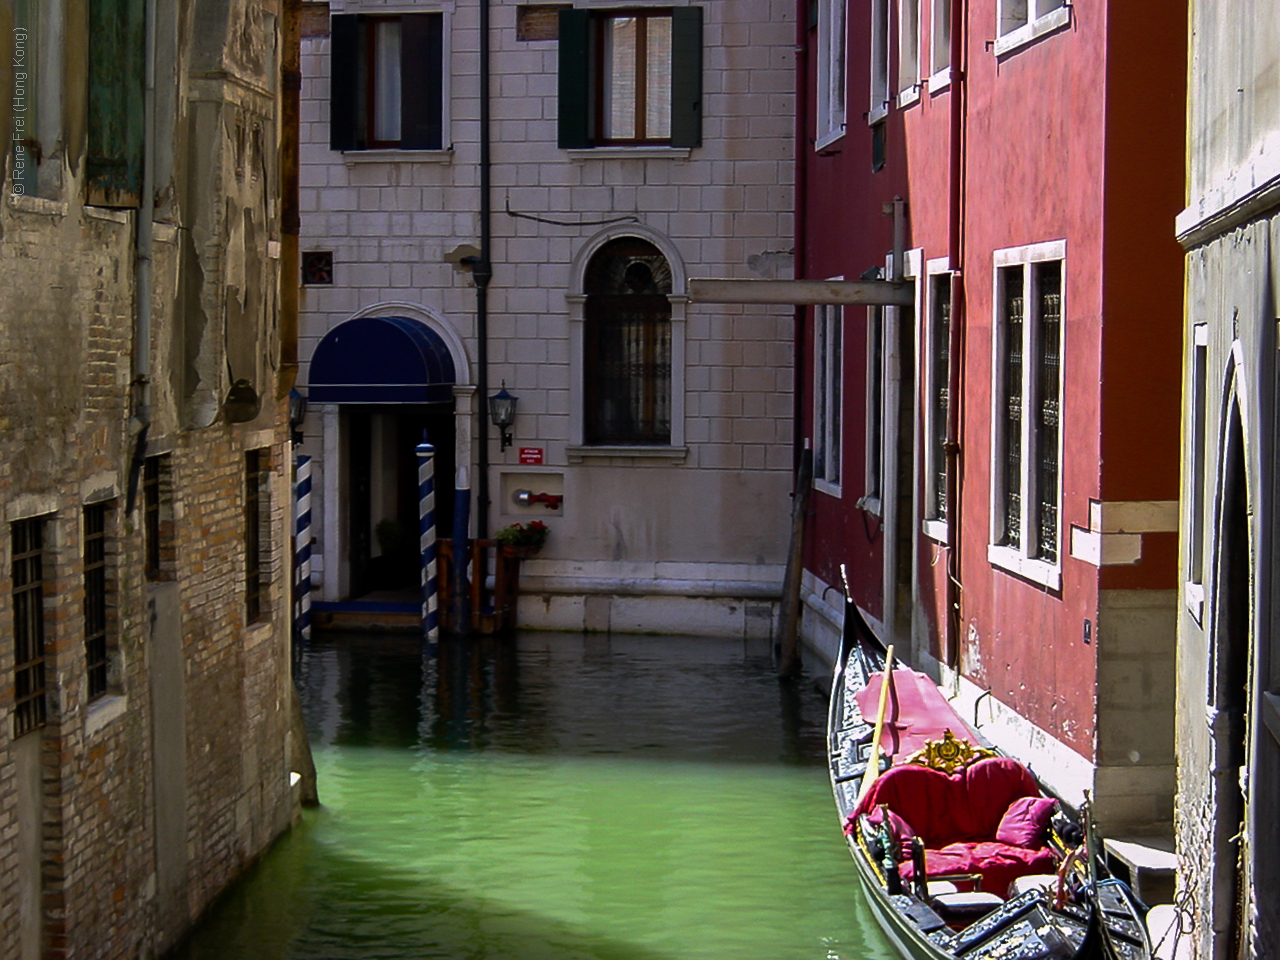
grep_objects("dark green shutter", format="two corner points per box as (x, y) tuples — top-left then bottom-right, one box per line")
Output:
(401, 13), (444, 150)
(330, 14), (362, 151)
(557, 8), (591, 149)
(86, 0), (145, 207)
(670, 7), (703, 148)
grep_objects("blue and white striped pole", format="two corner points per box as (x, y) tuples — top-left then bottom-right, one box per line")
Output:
(295, 455), (313, 642)
(417, 441), (439, 642)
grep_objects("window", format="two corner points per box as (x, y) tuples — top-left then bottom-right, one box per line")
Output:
(814, 304), (843, 493)
(558, 7), (702, 149)
(583, 237), (673, 444)
(923, 269), (952, 540)
(897, 0), (920, 104)
(994, 0), (1069, 55)
(87, 0), (145, 206)
(12, 517), (48, 737)
(930, 0), (951, 81)
(330, 13), (445, 151)
(143, 454), (174, 581)
(815, 0), (847, 148)
(245, 450), (268, 623)
(84, 503), (111, 700)
(1185, 323), (1209, 620)
(863, 306), (886, 509)
(990, 245), (1064, 586)
(869, 0), (891, 123)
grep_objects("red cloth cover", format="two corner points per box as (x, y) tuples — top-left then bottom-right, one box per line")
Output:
(853, 668), (975, 760)
(900, 841), (1058, 898)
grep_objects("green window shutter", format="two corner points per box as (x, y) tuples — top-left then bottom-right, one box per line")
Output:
(670, 7), (703, 149)
(401, 13), (444, 150)
(87, 0), (145, 207)
(557, 8), (591, 149)
(330, 14), (363, 151)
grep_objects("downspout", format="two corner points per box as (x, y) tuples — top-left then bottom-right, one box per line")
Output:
(279, 0), (301, 398)
(792, 0), (808, 473)
(126, 0), (158, 515)
(474, 0), (493, 539)
(943, 0), (967, 669)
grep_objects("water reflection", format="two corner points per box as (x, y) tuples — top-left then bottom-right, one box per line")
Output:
(174, 632), (896, 960)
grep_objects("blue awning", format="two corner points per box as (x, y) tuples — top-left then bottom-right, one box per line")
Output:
(308, 316), (457, 404)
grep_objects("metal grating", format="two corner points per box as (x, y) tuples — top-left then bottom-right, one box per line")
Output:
(85, 504), (109, 699)
(1034, 262), (1062, 563)
(1001, 270), (1024, 549)
(12, 517), (47, 737)
(931, 276), (951, 521)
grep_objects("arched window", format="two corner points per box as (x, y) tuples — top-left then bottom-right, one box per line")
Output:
(583, 238), (673, 444)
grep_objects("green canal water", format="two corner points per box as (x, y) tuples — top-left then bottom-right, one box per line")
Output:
(173, 632), (896, 960)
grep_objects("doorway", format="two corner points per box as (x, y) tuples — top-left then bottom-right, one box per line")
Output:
(346, 404), (456, 599)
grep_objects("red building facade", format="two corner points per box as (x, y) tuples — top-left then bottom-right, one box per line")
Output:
(797, 0), (1186, 836)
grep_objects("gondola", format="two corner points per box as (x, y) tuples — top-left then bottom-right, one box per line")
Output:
(826, 574), (1152, 960)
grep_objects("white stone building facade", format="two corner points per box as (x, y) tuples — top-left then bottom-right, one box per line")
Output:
(296, 0), (797, 634)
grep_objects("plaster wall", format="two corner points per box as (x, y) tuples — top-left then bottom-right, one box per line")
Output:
(297, 0), (797, 614)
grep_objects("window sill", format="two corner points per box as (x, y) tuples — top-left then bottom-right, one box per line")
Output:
(856, 495), (882, 518)
(897, 86), (922, 109)
(867, 104), (889, 126)
(565, 147), (692, 160)
(813, 478), (842, 499)
(567, 444), (688, 464)
(341, 149), (453, 165)
(993, 6), (1071, 58)
(86, 694), (128, 737)
(922, 518), (949, 545)
(815, 127), (846, 152)
(987, 544), (1061, 591)
(1184, 580), (1205, 625)
(8, 192), (69, 217)
(927, 68), (951, 95)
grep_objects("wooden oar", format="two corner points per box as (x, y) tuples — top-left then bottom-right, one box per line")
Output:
(856, 644), (895, 806)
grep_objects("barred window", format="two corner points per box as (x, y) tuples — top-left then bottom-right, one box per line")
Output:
(583, 237), (673, 445)
(84, 503), (110, 700)
(864, 306), (885, 507)
(12, 517), (48, 737)
(924, 272), (952, 534)
(245, 450), (268, 623)
(814, 304), (843, 491)
(991, 245), (1065, 587)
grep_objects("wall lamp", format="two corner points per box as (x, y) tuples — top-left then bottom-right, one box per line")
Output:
(288, 388), (308, 445)
(489, 383), (518, 450)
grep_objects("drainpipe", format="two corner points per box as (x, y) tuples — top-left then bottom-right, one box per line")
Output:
(279, 0), (301, 399)
(943, 0), (967, 669)
(792, 0), (808, 474)
(474, 0), (493, 540)
(126, 0), (158, 515)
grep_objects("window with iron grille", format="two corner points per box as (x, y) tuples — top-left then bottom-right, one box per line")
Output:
(583, 237), (673, 445)
(864, 306), (885, 508)
(84, 503), (111, 700)
(245, 450), (267, 623)
(923, 271), (952, 537)
(990, 244), (1064, 587)
(814, 303), (843, 492)
(12, 516), (48, 737)
(143, 454), (175, 581)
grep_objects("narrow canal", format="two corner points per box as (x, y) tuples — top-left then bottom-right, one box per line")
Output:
(173, 632), (897, 960)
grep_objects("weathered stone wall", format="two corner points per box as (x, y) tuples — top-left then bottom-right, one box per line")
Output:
(0, 1), (299, 958)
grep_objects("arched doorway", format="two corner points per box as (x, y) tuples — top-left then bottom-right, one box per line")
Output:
(582, 237), (673, 445)
(309, 316), (460, 599)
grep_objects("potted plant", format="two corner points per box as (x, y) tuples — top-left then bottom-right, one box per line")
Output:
(495, 520), (548, 558)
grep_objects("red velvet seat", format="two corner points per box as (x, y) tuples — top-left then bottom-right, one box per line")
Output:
(852, 757), (1057, 897)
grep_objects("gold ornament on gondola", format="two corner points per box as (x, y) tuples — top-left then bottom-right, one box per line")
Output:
(903, 728), (996, 775)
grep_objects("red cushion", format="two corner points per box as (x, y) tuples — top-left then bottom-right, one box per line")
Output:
(995, 796), (1058, 847)
(961, 758), (1042, 838)
(900, 841), (1058, 897)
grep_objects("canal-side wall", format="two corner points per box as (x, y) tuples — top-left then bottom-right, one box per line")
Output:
(0, 3), (302, 959)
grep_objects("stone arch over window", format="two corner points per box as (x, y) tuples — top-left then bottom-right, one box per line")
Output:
(567, 226), (688, 456)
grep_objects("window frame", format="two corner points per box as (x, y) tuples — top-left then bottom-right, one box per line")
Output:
(558, 6), (702, 151)
(868, 0), (891, 125)
(993, 0), (1069, 57)
(815, 0), (848, 149)
(329, 10), (448, 154)
(988, 240), (1066, 590)
(896, 0), (921, 108)
(83, 502), (112, 701)
(12, 516), (49, 738)
(813, 300), (844, 496)
(922, 260), (953, 543)
(929, 0), (951, 92)
(860, 304), (886, 514)
(1184, 322), (1210, 622)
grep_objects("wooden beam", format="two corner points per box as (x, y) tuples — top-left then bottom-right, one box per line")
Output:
(687, 278), (915, 307)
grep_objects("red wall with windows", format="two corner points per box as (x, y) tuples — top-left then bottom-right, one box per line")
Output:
(797, 0), (1186, 761)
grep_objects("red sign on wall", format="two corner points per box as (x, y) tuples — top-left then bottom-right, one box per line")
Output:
(518, 447), (544, 465)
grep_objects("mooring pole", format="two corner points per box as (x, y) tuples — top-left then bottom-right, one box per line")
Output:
(417, 441), (439, 643)
(295, 454), (312, 642)
(452, 467), (472, 635)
